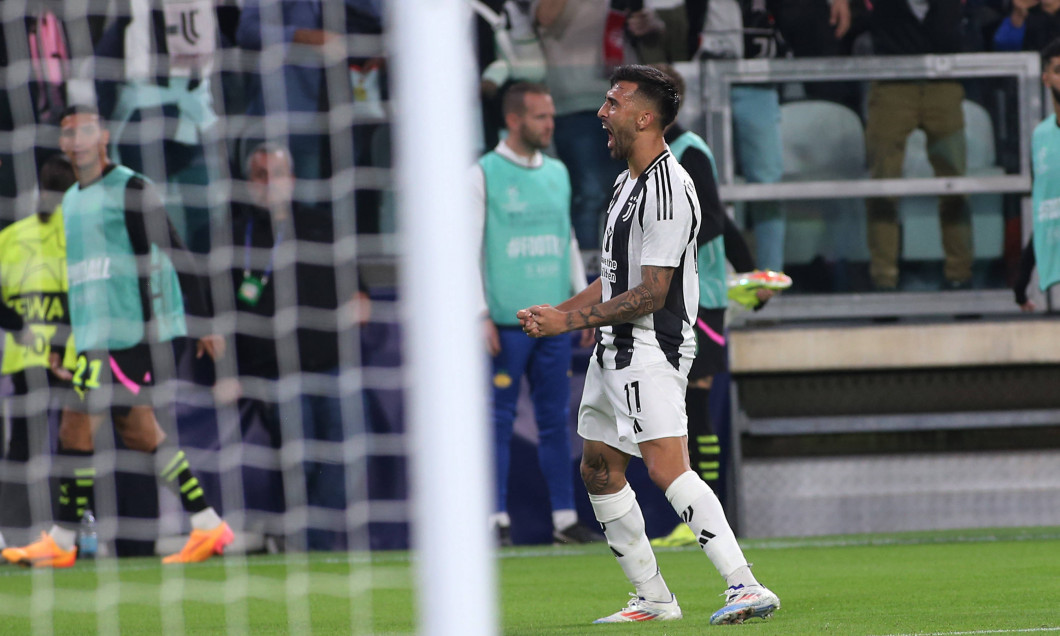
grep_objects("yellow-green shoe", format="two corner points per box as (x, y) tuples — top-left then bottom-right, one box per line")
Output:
(650, 523), (697, 547)
(728, 270), (793, 310)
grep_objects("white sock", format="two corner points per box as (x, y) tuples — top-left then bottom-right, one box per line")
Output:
(552, 508), (578, 531)
(489, 511), (511, 530)
(589, 484), (671, 602)
(190, 507), (223, 532)
(489, 511), (511, 529)
(664, 471), (758, 588)
(49, 525), (78, 552)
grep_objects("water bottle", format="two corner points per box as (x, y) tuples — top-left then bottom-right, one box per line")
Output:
(78, 510), (98, 559)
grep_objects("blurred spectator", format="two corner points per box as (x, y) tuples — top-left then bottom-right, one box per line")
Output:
(94, 0), (227, 253)
(695, 0), (787, 272)
(474, 0), (548, 148)
(219, 143), (371, 551)
(0, 6), (82, 221)
(534, 0), (625, 248)
(344, 1), (390, 235)
(477, 0), (548, 99)
(470, 83), (601, 546)
(993, 0), (1060, 52)
(236, 0), (342, 182)
(865, 0), (972, 290)
(623, 0), (691, 64)
(774, 0), (867, 112)
(0, 154), (77, 548)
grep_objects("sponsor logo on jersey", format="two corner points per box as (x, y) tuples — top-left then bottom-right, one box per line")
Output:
(505, 234), (563, 259)
(67, 257), (112, 286)
(8, 292), (66, 322)
(1039, 197), (1060, 222)
(600, 257), (618, 283)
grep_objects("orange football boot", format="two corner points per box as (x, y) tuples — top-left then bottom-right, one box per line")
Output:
(2, 532), (77, 568)
(162, 522), (234, 564)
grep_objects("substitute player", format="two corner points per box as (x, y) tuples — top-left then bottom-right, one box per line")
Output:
(2, 105), (231, 567)
(518, 65), (779, 625)
(1015, 39), (1060, 310)
(473, 82), (602, 546)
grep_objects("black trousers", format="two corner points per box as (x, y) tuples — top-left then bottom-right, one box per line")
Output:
(1, 367), (56, 539)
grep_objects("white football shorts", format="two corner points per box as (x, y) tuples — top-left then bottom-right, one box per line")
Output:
(577, 358), (690, 458)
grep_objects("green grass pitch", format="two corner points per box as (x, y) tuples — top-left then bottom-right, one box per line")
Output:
(0, 526), (1057, 635)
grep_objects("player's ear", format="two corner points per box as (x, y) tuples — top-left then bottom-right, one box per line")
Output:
(637, 110), (654, 131)
(504, 110), (521, 133)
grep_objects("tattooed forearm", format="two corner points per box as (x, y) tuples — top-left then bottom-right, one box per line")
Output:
(557, 266), (673, 332)
(580, 453), (612, 495)
(564, 283), (656, 330)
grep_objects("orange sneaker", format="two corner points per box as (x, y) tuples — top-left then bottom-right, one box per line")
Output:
(1, 532), (77, 568)
(162, 522), (234, 564)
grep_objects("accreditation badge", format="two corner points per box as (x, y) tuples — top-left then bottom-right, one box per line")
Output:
(237, 274), (266, 307)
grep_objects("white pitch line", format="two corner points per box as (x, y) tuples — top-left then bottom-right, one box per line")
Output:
(874, 627), (1060, 636)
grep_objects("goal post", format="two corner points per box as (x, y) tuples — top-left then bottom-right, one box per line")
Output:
(388, 2), (497, 635)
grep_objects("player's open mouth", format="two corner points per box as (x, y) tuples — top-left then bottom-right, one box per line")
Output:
(603, 124), (614, 148)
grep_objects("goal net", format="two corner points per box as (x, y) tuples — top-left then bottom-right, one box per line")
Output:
(0, 1), (492, 634)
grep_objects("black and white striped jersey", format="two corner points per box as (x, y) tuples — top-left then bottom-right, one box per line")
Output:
(595, 148), (701, 371)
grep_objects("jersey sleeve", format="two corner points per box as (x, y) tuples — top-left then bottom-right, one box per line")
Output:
(125, 177), (213, 318)
(680, 146), (724, 247)
(640, 162), (696, 268)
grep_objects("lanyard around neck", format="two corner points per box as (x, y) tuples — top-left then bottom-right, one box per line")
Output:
(243, 216), (284, 283)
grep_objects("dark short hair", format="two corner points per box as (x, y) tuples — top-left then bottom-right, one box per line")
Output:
(1043, 38), (1060, 66)
(610, 64), (680, 130)
(650, 63), (685, 108)
(501, 82), (551, 118)
(60, 104), (101, 121)
(39, 154), (75, 193)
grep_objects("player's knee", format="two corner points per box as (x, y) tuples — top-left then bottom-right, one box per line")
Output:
(580, 454), (618, 495)
(118, 429), (160, 452)
(116, 421), (165, 453)
(642, 458), (685, 492)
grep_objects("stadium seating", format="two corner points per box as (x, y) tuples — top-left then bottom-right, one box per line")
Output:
(778, 100), (869, 266)
(899, 99), (1004, 261)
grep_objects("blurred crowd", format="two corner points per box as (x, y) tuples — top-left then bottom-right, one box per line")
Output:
(475, 0), (1034, 291)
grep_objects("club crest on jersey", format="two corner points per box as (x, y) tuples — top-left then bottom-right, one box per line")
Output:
(621, 195), (638, 222)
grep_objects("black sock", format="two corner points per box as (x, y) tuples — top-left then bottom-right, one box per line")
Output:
(56, 446), (95, 526)
(157, 448), (208, 514)
(685, 388), (720, 488)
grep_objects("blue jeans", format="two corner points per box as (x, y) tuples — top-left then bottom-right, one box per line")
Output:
(732, 86), (785, 271)
(300, 367), (352, 551)
(553, 111), (625, 249)
(491, 328), (574, 517)
(244, 368), (358, 551)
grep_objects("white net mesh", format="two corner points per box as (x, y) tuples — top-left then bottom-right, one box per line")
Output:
(0, 1), (481, 633)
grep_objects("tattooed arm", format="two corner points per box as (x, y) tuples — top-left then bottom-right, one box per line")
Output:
(522, 266), (674, 338)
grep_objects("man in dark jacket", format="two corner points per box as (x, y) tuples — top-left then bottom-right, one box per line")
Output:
(223, 142), (370, 551)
